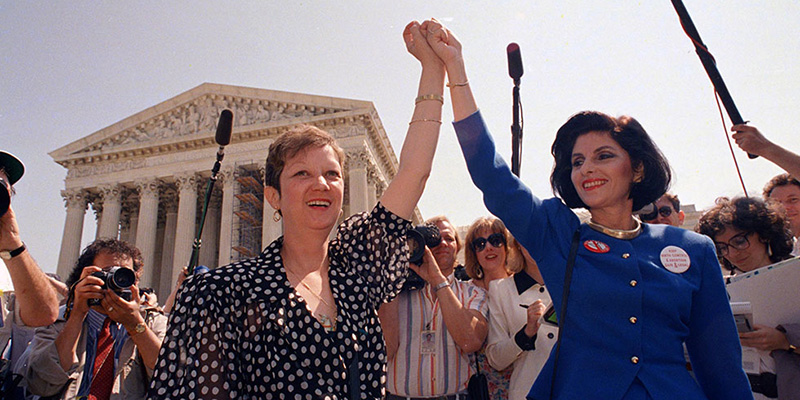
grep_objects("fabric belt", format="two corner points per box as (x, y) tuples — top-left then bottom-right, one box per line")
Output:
(386, 392), (467, 400)
(747, 372), (778, 398)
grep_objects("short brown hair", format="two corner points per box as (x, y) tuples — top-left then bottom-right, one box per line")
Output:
(463, 217), (514, 280)
(264, 125), (345, 194)
(425, 215), (462, 253)
(763, 173), (800, 199)
(662, 192), (680, 212)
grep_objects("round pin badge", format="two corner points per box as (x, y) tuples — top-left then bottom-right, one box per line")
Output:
(584, 240), (610, 253)
(660, 246), (691, 273)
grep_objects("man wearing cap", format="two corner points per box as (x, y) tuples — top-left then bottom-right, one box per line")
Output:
(0, 150), (59, 327)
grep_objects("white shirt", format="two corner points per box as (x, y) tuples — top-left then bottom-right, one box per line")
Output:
(486, 272), (557, 400)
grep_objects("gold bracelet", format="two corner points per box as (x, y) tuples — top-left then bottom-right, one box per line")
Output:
(446, 80), (469, 88)
(415, 94), (444, 105)
(408, 119), (442, 125)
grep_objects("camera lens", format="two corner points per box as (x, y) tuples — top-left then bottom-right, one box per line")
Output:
(108, 267), (136, 290)
(0, 179), (10, 218)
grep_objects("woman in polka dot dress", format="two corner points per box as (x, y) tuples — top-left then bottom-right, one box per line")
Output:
(148, 20), (446, 400)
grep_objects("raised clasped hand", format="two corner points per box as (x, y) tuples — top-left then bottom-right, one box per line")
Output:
(403, 20), (443, 68)
(420, 18), (462, 68)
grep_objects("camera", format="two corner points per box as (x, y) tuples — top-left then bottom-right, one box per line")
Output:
(636, 202), (658, 222)
(402, 223), (442, 291)
(87, 266), (137, 306)
(0, 177), (10, 218)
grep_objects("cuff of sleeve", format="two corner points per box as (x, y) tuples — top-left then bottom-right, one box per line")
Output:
(514, 326), (537, 351)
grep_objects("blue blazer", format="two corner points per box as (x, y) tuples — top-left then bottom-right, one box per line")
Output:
(453, 111), (752, 400)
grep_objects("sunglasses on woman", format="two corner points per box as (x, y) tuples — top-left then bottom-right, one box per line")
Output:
(714, 232), (751, 257)
(471, 233), (506, 252)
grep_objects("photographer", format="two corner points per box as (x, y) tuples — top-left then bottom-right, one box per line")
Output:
(17, 239), (167, 399)
(379, 215), (488, 399)
(0, 150), (59, 327)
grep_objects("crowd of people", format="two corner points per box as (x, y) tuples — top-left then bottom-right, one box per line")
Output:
(1, 18), (799, 400)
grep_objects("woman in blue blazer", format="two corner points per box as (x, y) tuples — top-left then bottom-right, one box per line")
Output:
(418, 19), (752, 400)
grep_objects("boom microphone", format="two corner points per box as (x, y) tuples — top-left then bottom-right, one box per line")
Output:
(216, 109), (233, 146)
(507, 43), (523, 85)
(188, 109), (234, 272)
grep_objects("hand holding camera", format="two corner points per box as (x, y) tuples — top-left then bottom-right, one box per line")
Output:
(403, 223), (443, 291)
(70, 266), (138, 320)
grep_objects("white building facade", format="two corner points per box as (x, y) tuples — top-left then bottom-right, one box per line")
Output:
(50, 83), (419, 298)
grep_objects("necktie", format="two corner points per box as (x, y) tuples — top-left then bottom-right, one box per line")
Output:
(88, 318), (114, 400)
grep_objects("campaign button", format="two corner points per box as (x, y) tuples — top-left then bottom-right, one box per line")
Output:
(660, 246), (691, 273)
(584, 240), (610, 253)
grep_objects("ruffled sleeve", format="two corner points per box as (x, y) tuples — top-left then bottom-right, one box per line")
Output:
(332, 202), (411, 309)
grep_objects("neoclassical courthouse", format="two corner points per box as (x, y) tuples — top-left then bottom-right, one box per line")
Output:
(50, 83), (421, 299)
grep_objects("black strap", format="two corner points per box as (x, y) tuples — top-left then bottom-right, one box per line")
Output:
(549, 229), (581, 400)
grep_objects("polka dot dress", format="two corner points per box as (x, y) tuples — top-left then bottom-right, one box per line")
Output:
(148, 203), (410, 399)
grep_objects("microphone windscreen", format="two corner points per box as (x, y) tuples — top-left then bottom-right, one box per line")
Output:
(507, 43), (523, 80)
(215, 109), (233, 146)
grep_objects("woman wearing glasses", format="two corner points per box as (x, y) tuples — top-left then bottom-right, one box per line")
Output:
(420, 18), (751, 400)
(463, 217), (518, 399)
(696, 196), (799, 399)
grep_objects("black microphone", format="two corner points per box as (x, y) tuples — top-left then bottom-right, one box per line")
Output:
(189, 109), (233, 272)
(507, 43), (523, 86)
(215, 109), (233, 161)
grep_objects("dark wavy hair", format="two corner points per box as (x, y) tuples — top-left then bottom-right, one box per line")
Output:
(695, 197), (793, 271)
(550, 111), (672, 211)
(66, 239), (144, 287)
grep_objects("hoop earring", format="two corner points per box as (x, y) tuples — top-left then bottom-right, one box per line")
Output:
(273, 210), (282, 222)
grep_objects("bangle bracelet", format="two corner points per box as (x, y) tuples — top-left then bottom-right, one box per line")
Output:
(415, 94), (444, 105)
(409, 119), (442, 125)
(446, 80), (469, 88)
(432, 280), (449, 293)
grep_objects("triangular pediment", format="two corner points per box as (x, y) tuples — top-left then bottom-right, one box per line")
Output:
(49, 83), (379, 166)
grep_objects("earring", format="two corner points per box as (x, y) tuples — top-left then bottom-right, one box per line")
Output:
(273, 210), (282, 222)
(768, 243), (773, 257)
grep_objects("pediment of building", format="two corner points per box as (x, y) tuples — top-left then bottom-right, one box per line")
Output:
(49, 83), (398, 178)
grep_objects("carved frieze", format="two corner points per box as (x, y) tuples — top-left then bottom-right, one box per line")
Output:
(77, 95), (340, 154)
(67, 160), (147, 179)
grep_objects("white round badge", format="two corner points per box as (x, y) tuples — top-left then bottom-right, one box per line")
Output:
(660, 246), (691, 274)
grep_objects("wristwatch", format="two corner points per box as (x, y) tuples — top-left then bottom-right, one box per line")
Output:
(0, 243), (26, 261)
(131, 322), (147, 336)
(432, 280), (450, 293)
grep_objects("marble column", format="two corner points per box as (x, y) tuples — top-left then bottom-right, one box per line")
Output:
(347, 149), (370, 215)
(172, 173), (197, 284)
(367, 166), (379, 209)
(199, 192), (221, 268)
(134, 179), (161, 288)
(261, 166), (281, 247)
(97, 184), (123, 239)
(57, 189), (88, 279)
(158, 196), (178, 298)
(217, 166), (235, 267)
